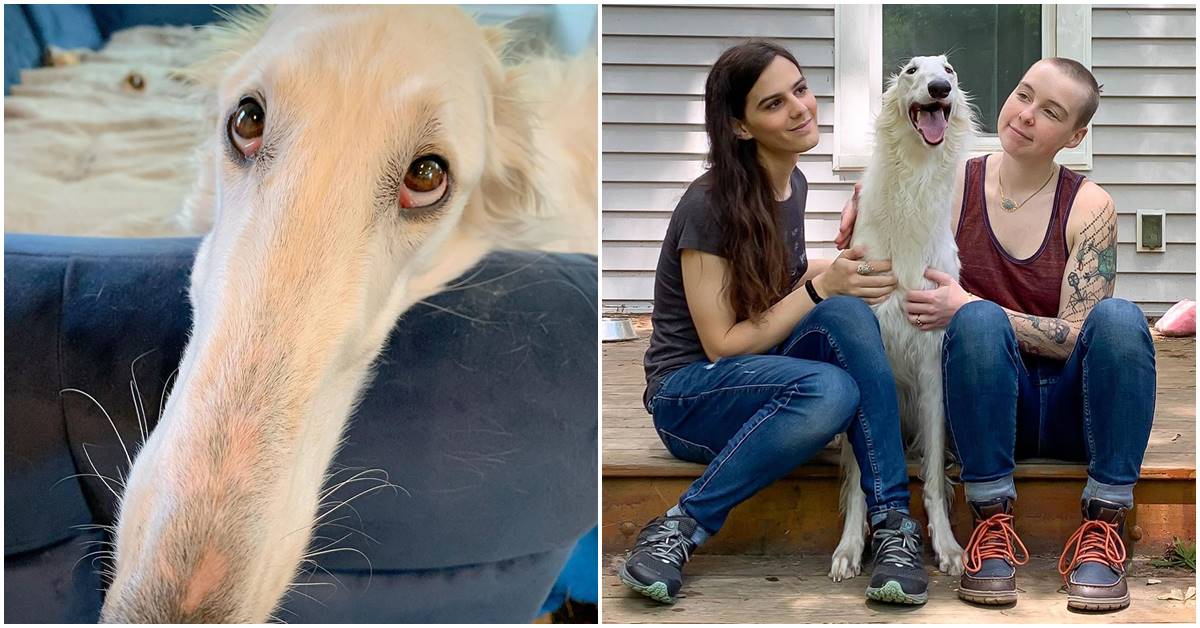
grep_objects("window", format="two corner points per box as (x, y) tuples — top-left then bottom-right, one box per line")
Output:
(834, 4), (1092, 171)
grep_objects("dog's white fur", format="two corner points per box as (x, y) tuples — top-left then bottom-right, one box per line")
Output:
(100, 6), (595, 622)
(829, 56), (977, 581)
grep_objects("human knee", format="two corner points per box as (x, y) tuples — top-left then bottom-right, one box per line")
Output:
(804, 365), (860, 433)
(1082, 298), (1152, 357)
(806, 295), (884, 352)
(946, 299), (1012, 352)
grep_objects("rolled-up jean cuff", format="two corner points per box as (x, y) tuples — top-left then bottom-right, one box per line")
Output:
(1082, 476), (1135, 508)
(868, 500), (911, 518)
(964, 476), (1017, 504)
(669, 503), (712, 546)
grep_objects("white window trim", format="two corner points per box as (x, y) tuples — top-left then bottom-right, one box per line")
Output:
(833, 4), (1092, 172)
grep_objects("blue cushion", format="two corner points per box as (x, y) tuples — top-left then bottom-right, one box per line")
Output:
(90, 4), (236, 39)
(25, 5), (102, 51)
(4, 6), (41, 95)
(3, 234), (597, 621)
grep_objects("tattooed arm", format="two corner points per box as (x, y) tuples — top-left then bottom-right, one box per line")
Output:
(1001, 184), (1118, 360)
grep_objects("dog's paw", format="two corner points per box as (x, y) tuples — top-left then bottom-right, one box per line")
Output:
(828, 538), (864, 581)
(933, 538), (965, 576)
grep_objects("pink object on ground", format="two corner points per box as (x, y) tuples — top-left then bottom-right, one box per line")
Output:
(1154, 299), (1195, 337)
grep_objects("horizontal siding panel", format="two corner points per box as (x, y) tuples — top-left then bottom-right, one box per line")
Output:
(603, 65), (835, 96)
(603, 126), (833, 155)
(1089, 155), (1195, 185)
(1093, 8), (1196, 39)
(1092, 126), (1195, 156)
(603, 184), (1197, 216)
(1091, 39), (1196, 67)
(603, 182), (852, 213)
(603, 5), (834, 38)
(1091, 97), (1194, 126)
(1117, 244), (1195, 273)
(1105, 185), (1195, 214)
(603, 36), (834, 67)
(603, 210), (845, 243)
(606, 154), (1195, 186)
(1091, 67), (1196, 97)
(600, 205), (1194, 244)
(603, 242), (843, 271)
(604, 94), (834, 124)
(601, 240), (1194, 274)
(604, 154), (847, 184)
(603, 272), (1194, 305)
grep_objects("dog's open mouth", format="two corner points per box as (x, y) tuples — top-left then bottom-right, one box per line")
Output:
(909, 102), (952, 145)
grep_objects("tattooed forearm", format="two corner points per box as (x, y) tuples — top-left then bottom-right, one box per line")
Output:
(1063, 200), (1117, 323)
(1008, 311), (1077, 360)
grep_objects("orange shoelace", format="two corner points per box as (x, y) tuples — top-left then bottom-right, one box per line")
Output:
(963, 513), (1030, 573)
(1057, 519), (1127, 582)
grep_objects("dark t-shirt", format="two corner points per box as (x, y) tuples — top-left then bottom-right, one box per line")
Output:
(642, 167), (809, 407)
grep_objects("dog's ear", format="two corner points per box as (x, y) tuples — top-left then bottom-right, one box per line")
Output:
(470, 32), (597, 253)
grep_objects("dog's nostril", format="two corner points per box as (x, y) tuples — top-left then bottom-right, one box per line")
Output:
(928, 80), (951, 99)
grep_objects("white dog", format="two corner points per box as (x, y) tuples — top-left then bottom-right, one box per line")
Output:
(99, 6), (595, 622)
(829, 55), (977, 580)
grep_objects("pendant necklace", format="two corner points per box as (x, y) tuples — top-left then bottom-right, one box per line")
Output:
(998, 158), (1057, 212)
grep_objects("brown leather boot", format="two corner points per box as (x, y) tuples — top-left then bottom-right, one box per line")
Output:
(1058, 498), (1131, 611)
(958, 497), (1029, 605)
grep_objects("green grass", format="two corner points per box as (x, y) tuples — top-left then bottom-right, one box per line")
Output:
(1150, 537), (1196, 572)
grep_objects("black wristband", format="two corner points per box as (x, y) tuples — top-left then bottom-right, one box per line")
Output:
(804, 279), (823, 304)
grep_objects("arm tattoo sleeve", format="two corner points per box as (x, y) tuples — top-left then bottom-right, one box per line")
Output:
(1062, 200), (1118, 323)
(1003, 199), (1117, 361)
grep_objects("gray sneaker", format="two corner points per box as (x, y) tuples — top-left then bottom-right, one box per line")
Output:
(865, 510), (929, 605)
(617, 515), (698, 604)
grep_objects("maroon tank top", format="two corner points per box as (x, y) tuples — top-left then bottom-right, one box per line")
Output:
(956, 155), (1087, 317)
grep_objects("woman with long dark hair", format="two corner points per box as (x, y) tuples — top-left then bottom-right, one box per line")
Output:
(621, 40), (926, 605)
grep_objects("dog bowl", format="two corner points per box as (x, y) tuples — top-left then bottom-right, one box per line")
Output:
(602, 318), (638, 342)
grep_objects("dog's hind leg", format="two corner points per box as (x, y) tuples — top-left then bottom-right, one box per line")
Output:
(917, 352), (965, 575)
(830, 438), (867, 581)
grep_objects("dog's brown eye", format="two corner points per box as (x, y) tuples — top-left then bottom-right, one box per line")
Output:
(944, 66), (954, 74)
(905, 66), (917, 75)
(228, 97), (265, 158)
(399, 155), (449, 209)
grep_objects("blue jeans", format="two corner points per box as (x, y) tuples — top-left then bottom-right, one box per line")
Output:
(943, 298), (1156, 506)
(647, 296), (912, 541)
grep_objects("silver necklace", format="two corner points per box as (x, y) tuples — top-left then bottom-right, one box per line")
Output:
(998, 159), (1057, 212)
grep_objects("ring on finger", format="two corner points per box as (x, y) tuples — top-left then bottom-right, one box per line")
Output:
(915, 314), (924, 327)
(856, 262), (872, 275)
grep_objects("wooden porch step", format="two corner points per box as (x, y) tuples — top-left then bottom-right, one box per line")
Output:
(602, 554), (1198, 624)
(603, 318), (1196, 556)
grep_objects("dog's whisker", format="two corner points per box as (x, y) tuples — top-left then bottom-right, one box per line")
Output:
(61, 388), (132, 468)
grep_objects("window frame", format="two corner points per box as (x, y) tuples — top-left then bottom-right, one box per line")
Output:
(833, 4), (1092, 172)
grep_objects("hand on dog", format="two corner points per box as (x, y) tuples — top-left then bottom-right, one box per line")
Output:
(904, 268), (972, 329)
(834, 182), (862, 250)
(815, 244), (895, 305)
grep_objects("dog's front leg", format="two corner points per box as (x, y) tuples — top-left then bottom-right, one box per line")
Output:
(918, 352), (965, 575)
(830, 438), (867, 581)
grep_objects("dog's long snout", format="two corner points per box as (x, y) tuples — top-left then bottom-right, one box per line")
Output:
(928, 80), (951, 100)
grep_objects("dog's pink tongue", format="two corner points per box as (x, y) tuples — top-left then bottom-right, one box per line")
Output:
(917, 108), (947, 144)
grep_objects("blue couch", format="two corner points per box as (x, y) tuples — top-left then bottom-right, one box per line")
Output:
(4, 234), (598, 622)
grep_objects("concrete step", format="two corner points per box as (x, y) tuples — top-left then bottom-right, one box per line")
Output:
(602, 554), (1197, 623)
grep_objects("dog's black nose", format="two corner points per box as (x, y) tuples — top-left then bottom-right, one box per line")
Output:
(928, 80), (951, 100)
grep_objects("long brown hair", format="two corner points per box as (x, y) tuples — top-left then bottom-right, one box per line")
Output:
(704, 40), (800, 322)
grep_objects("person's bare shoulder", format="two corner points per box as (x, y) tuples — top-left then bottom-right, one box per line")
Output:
(949, 156), (971, 233)
(1065, 179), (1116, 251)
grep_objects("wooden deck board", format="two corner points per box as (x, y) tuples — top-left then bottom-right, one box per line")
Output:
(602, 317), (1196, 480)
(602, 554), (1198, 624)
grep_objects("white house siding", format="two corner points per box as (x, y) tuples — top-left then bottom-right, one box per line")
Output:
(601, 4), (1196, 316)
